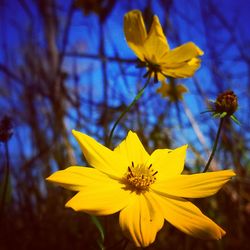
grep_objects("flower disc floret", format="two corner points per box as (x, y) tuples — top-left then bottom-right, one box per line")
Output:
(124, 162), (157, 192)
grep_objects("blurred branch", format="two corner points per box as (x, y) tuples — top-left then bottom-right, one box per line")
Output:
(182, 100), (210, 156)
(65, 52), (137, 63)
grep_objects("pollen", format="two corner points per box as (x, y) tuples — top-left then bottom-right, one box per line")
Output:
(124, 161), (158, 191)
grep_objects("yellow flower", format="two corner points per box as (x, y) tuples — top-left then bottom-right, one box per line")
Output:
(124, 10), (203, 81)
(157, 81), (188, 102)
(47, 130), (235, 247)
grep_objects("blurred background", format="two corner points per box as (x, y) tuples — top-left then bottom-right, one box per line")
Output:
(0, 0), (250, 249)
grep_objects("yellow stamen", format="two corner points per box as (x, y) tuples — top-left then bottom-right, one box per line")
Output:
(124, 161), (158, 192)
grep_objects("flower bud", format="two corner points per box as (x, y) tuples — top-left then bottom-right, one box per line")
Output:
(215, 90), (238, 116)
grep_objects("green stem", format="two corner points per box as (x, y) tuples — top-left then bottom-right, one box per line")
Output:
(203, 118), (224, 173)
(0, 142), (10, 220)
(107, 76), (151, 147)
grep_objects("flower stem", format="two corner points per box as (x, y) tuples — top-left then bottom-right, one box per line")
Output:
(203, 118), (224, 173)
(107, 76), (151, 147)
(0, 142), (10, 220)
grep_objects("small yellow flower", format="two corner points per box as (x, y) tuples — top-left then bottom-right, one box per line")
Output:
(124, 10), (203, 81)
(47, 130), (235, 247)
(157, 81), (188, 102)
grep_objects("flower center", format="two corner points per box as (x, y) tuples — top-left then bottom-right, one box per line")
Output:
(124, 161), (158, 192)
(136, 59), (161, 83)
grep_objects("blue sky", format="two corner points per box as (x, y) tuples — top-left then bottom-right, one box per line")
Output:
(0, 0), (249, 170)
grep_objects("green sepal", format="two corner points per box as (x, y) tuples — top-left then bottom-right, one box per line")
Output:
(220, 112), (227, 118)
(212, 112), (221, 118)
(200, 109), (214, 114)
(230, 115), (241, 125)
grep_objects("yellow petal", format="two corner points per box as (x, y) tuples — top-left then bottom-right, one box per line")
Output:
(154, 194), (225, 240)
(124, 10), (147, 61)
(173, 84), (188, 101)
(163, 42), (203, 65)
(152, 170), (235, 198)
(46, 166), (113, 191)
(114, 131), (149, 166)
(160, 42), (203, 78)
(66, 182), (132, 215)
(177, 84), (188, 94)
(148, 145), (187, 181)
(156, 81), (169, 97)
(144, 15), (170, 63)
(119, 193), (164, 247)
(72, 130), (128, 178)
(161, 58), (202, 78)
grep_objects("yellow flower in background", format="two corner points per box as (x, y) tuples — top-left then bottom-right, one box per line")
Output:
(47, 130), (235, 247)
(124, 10), (203, 82)
(157, 81), (188, 102)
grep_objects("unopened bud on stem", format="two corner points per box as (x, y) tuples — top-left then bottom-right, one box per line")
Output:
(215, 90), (238, 116)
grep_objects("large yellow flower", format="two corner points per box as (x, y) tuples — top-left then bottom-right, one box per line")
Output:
(124, 10), (203, 81)
(47, 130), (235, 247)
